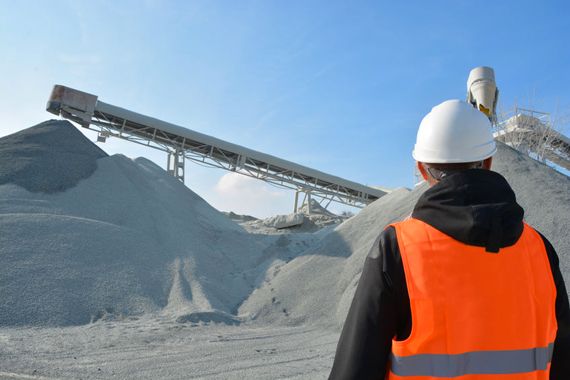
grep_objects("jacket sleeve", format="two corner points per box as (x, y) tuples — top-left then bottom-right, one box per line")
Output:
(538, 233), (570, 379)
(328, 226), (410, 380)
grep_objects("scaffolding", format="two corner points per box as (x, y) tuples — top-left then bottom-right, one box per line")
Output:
(495, 108), (570, 171)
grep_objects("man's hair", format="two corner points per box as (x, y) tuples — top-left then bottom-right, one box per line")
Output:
(422, 161), (484, 181)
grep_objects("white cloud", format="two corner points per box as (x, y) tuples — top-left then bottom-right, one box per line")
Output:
(212, 172), (291, 218)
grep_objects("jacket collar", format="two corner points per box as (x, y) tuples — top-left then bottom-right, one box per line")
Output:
(411, 169), (524, 252)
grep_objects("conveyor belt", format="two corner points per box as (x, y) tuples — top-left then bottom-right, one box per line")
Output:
(47, 85), (386, 208)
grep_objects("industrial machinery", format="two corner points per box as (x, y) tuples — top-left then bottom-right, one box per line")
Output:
(494, 108), (570, 171)
(47, 67), (568, 208)
(46, 85), (386, 211)
(467, 66), (499, 123)
(466, 66), (570, 171)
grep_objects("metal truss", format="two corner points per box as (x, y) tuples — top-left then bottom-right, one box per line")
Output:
(495, 108), (570, 171)
(57, 103), (382, 209)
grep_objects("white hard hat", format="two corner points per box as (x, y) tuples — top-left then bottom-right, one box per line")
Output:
(412, 99), (497, 163)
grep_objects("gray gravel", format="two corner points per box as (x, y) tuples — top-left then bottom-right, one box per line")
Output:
(0, 121), (567, 379)
(0, 120), (107, 193)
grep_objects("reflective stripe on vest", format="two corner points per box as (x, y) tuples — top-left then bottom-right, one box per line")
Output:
(388, 218), (558, 379)
(391, 343), (555, 377)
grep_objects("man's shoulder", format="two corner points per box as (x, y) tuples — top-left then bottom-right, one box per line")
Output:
(522, 223), (555, 248)
(367, 225), (399, 260)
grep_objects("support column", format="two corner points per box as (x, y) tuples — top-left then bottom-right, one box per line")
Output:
(167, 149), (185, 183)
(294, 191), (312, 215)
(294, 190), (300, 213)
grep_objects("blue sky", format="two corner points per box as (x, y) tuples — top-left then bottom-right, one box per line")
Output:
(1, 1), (569, 217)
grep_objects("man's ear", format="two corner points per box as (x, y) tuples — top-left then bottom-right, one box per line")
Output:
(417, 162), (429, 181)
(483, 157), (493, 170)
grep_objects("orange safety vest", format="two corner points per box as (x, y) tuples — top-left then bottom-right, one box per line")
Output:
(387, 218), (558, 379)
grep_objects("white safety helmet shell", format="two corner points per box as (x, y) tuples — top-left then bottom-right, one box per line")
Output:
(412, 99), (497, 163)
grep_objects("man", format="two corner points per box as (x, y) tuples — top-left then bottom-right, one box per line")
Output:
(329, 100), (570, 379)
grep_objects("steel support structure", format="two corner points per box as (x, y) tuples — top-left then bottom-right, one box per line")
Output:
(167, 149), (185, 182)
(494, 108), (570, 171)
(47, 85), (386, 209)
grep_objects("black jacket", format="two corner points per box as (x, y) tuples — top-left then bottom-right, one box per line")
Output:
(329, 169), (570, 379)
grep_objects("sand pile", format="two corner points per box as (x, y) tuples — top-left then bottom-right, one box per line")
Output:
(223, 211), (258, 223)
(1, 121), (568, 331)
(298, 199), (349, 228)
(239, 187), (420, 328)
(241, 142), (570, 329)
(241, 199), (347, 234)
(0, 120), (107, 192)
(0, 121), (267, 326)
